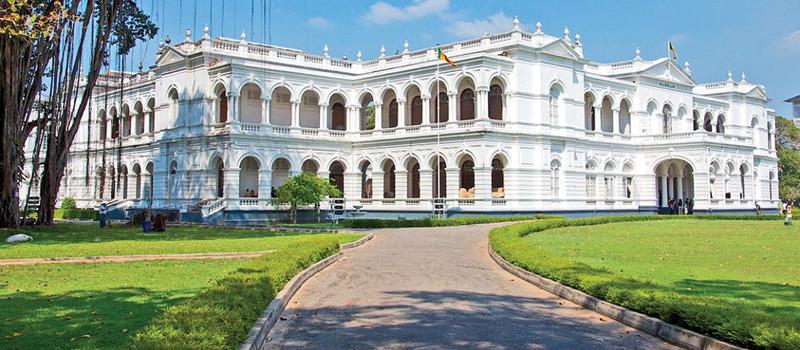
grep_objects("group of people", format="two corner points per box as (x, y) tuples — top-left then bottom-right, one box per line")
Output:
(97, 203), (166, 232)
(666, 197), (694, 215)
(778, 200), (794, 225)
(242, 189), (258, 197)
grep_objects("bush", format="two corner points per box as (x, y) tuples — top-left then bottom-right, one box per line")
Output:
(60, 197), (77, 210)
(489, 214), (794, 349)
(54, 209), (99, 221)
(340, 214), (563, 228)
(132, 237), (340, 349)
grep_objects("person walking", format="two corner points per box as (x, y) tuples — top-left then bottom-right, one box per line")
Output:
(777, 200), (784, 215)
(98, 202), (108, 228)
(785, 203), (793, 226)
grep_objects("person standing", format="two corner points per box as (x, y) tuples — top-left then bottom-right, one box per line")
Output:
(785, 204), (793, 226)
(778, 200), (784, 215)
(98, 202), (108, 228)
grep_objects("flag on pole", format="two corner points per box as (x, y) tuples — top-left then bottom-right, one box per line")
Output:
(668, 41), (678, 60)
(437, 48), (457, 66)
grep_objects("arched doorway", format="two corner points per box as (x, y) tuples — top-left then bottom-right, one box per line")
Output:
(271, 158), (291, 189)
(383, 160), (396, 198)
(654, 159), (694, 208)
(489, 80), (504, 120)
(211, 157), (224, 198)
(431, 157), (447, 198)
(301, 159), (319, 175)
(329, 161), (345, 195)
(491, 157), (505, 198)
(239, 157), (260, 197)
(406, 158), (421, 199)
(240, 84), (262, 124)
(214, 84), (228, 123)
(459, 156), (475, 198)
(132, 164), (142, 199)
(360, 161), (373, 199)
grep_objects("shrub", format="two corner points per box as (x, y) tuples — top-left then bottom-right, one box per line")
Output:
(489, 214), (794, 349)
(54, 209), (99, 221)
(340, 214), (563, 228)
(132, 237), (340, 349)
(60, 197), (77, 210)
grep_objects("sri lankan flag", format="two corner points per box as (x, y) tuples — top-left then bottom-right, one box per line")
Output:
(668, 41), (678, 60)
(437, 48), (456, 67)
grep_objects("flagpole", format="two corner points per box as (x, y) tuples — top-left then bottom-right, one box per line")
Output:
(435, 50), (441, 217)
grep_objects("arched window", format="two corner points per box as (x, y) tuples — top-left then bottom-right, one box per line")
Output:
(360, 161), (373, 198)
(240, 84), (263, 124)
(549, 86), (561, 125)
(601, 97), (613, 133)
(619, 100), (631, 135)
(693, 110), (701, 131)
(622, 163), (634, 199)
(767, 122), (774, 150)
(435, 92), (449, 123)
(168, 89), (179, 124)
(168, 160), (179, 198)
(122, 104), (131, 137)
(703, 112), (713, 132)
(134, 102), (145, 135)
(270, 86), (292, 126)
(132, 164), (142, 199)
(459, 158), (475, 198)
(299, 90), (319, 128)
(383, 160), (396, 199)
(492, 158), (505, 198)
(215, 85), (228, 123)
(459, 89), (475, 120)
(331, 103), (346, 130)
(120, 165), (128, 199)
(213, 158), (224, 198)
(147, 98), (156, 133)
(662, 105), (672, 134)
(145, 162), (154, 199)
(739, 164), (747, 199)
(550, 159), (561, 198)
(584, 93), (596, 130)
(769, 171), (775, 200)
(585, 161), (597, 202)
(301, 159), (319, 175)
(98, 111), (107, 141)
(239, 157), (260, 198)
(110, 108), (119, 139)
(716, 115), (726, 134)
(329, 161), (345, 194)
(410, 96), (422, 126)
(94, 167), (105, 199)
(489, 84), (503, 120)
(432, 158), (447, 198)
(407, 159), (421, 199)
(271, 158), (291, 189)
(360, 94), (375, 130)
(388, 99), (398, 128)
(604, 163), (615, 200)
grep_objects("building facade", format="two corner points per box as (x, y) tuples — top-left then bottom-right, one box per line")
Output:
(25, 20), (779, 222)
(786, 95), (800, 126)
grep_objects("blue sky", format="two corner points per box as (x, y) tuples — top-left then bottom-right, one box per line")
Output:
(130, 0), (800, 116)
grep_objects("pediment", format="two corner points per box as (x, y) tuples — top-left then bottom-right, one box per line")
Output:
(745, 86), (769, 101)
(155, 47), (187, 66)
(539, 39), (581, 60)
(639, 59), (695, 86)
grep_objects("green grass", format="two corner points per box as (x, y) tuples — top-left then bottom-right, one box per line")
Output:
(341, 214), (563, 228)
(0, 224), (361, 259)
(490, 217), (800, 349)
(0, 259), (249, 349)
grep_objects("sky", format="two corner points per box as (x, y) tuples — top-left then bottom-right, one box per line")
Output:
(127, 0), (800, 116)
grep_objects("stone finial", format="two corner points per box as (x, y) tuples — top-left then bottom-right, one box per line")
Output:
(240, 30), (247, 42)
(164, 35), (171, 45)
(158, 39), (164, 49)
(380, 45), (386, 58)
(574, 33), (581, 47)
(203, 24), (210, 39)
(535, 21), (543, 34)
(513, 16), (521, 31)
(323, 44), (329, 58)
(740, 72), (747, 83)
(684, 61), (692, 76)
(184, 28), (192, 42)
(634, 47), (641, 61)
(357, 50), (363, 62)
(563, 26), (571, 42)
(403, 40), (409, 54)
(727, 69), (734, 82)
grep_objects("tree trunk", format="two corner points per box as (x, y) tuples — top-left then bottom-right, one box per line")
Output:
(291, 204), (298, 224)
(0, 36), (27, 228)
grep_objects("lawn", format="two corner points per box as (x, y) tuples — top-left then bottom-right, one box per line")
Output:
(0, 259), (248, 349)
(0, 224), (361, 259)
(491, 218), (800, 349)
(0, 224), (362, 349)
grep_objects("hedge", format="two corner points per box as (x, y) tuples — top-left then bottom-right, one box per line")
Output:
(131, 237), (340, 349)
(489, 214), (794, 349)
(54, 208), (99, 221)
(340, 214), (564, 228)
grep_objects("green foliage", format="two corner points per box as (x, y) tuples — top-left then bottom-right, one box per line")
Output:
(341, 214), (563, 228)
(272, 173), (342, 223)
(131, 238), (341, 349)
(59, 197), (76, 210)
(776, 116), (800, 200)
(490, 215), (797, 349)
(54, 208), (99, 221)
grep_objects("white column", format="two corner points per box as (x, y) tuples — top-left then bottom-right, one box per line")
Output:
(660, 176), (668, 206)
(290, 101), (300, 127)
(348, 106), (360, 132)
(397, 99), (406, 128)
(259, 170), (272, 199)
(421, 97), (431, 126)
(593, 104), (601, 132)
(224, 168), (240, 198)
(475, 166), (491, 200)
(677, 176), (684, 200)
(612, 109), (620, 134)
(374, 102), (383, 130)
(319, 104), (327, 129)
(372, 170), (384, 200)
(343, 171), (361, 200)
(395, 170), (408, 200)
(448, 93), (457, 121)
(262, 98), (271, 126)
(477, 89), (489, 120)
(446, 167), (459, 200)
(420, 169), (433, 199)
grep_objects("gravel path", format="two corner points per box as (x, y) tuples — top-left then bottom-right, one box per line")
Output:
(0, 250), (274, 266)
(265, 223), (679, 349)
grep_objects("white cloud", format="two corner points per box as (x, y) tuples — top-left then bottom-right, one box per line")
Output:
(448, 12), (516, 39)
(776, 30), (800, 52)
(362, 0), (449, 25)
(307, 16), (332, 29)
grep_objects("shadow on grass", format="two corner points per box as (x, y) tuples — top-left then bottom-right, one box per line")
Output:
(0, 287), (192, 350)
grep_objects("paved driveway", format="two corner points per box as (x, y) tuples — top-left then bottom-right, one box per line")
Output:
(265, 223), (679, 349)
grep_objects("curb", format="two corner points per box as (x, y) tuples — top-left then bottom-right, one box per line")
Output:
(239, 232), (374, 350)
(487, 246), (745, 350)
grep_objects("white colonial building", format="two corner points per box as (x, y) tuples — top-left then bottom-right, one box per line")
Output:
(28, 19), (779, 222)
